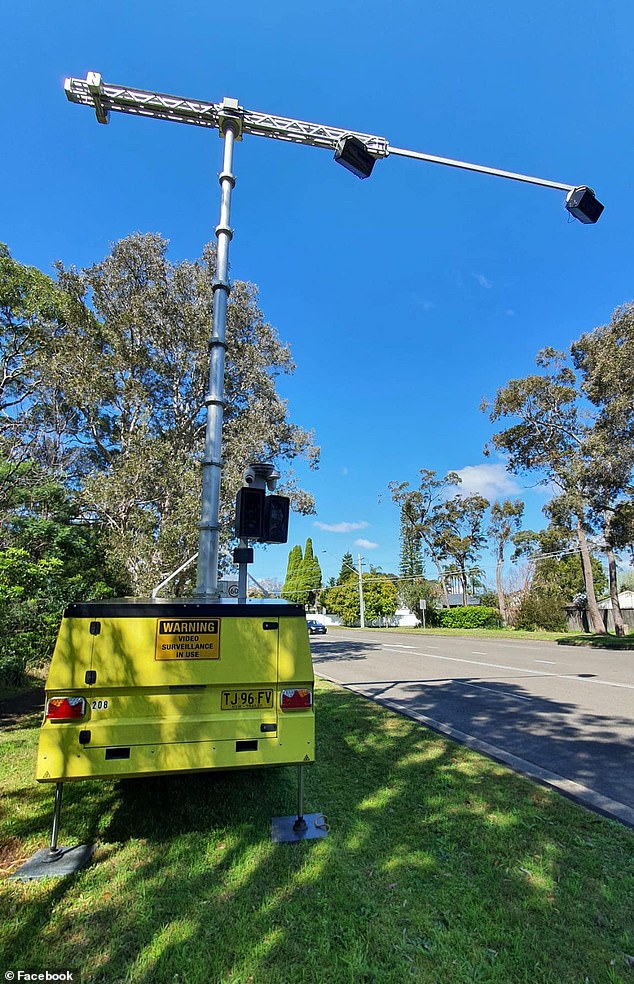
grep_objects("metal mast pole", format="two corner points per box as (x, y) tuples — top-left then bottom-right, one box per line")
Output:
(197, 113), (238, 597)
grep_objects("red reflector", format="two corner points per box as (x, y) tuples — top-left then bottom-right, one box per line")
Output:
(280, 688), (312, 710)
(46, 696), (86, 722)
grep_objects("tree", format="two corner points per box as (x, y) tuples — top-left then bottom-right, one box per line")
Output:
(433, 493), (490, 606)
(302, 538), (322, 608)
(0, 245), (71, 500)
(572, 305), (634, 634)
(488, 499), (524, 624)
(512, 520), (607, 630)
(483, 348), (608, 634)
(337, 551), (356, 584)
(389, 469), (462, 607)
(363, 574), (398, 623)
(397, 507), (433, 622)
(0, 472), (127, 686)
(50, 234), (320, 593)
(281, 544), (303, 602)
(321, 571), (397, 626)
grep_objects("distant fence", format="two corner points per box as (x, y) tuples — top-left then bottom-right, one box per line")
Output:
(566, 606), (634, 633)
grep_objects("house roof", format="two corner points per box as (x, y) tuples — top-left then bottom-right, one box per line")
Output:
(597, 589), (634, 609)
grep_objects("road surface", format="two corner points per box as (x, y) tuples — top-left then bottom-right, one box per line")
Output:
(311, 628), (634, 827)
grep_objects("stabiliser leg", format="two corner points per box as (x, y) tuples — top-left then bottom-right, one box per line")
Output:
(46, 782), (64, 860)
(293, 765), (308, 834)
(10, 782), (94, 880)
(270, 764), (328, 843)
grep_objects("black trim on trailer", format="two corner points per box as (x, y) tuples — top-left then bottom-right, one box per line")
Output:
(64, 598), (306, 619)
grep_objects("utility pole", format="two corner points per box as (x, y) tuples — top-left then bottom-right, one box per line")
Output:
(64, 72), (604, 598)
(358, 554), (366, 629)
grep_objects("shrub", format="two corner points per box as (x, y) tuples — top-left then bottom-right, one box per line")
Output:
(513, 588), (567, 632)
(438, 606), (500, 629)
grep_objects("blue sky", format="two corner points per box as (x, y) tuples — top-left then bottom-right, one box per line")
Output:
(3, 0), (633, 589)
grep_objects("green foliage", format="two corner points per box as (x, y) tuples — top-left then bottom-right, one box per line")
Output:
(0, 459), (127, 688)
(513, 587), (568, 632)
(321, 573), (398, 626)
(281, 539), (322, 606)
(281, 544), (303, 603)
(437, 606), (500, 629)
(337, 551), (356, 583)
(0, 540), (121, 686)
(320, 581), (359, 626)
(397, 576), (440, 625)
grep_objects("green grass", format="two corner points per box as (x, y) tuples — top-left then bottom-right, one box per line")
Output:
(555, 633), (634, 649)
(1, 682), (633, 983)
(338, 625), (634, 648)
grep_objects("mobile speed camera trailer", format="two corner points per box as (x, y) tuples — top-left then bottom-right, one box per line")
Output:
(15, 74), (602, 879)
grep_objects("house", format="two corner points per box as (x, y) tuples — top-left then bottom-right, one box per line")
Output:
(567, 590), (634, 633)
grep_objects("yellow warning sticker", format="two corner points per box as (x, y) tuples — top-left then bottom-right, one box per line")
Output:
(155, 619), (220, 660)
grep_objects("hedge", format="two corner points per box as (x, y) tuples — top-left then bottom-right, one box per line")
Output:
(437, 605), (500, 629)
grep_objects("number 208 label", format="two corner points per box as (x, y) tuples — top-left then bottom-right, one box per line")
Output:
(91, 699), (109, 711)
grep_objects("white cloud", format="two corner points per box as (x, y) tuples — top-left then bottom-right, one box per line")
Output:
(473, 273), (493, 289)
(453, 463), (520, 500)
(355, 538), (379, 549)
(314, 520), (369, 533)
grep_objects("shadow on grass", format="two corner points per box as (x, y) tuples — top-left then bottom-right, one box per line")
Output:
(556, 633), (634, 649)
(1, 685), (633, 984)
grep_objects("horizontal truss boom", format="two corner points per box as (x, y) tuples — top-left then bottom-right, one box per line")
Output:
(65, 73), (577, 192)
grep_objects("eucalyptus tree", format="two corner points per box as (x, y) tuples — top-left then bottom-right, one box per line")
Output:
(572, 303), (634, 633)
(488, 498), (524, 623)
(52, 233), (319, 593)
(389, 469), (462, 607)
(483, 348), (608, 634)
(433, 493), (490, 606)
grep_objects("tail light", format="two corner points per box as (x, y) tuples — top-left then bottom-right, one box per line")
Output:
(280, 688), (312, 710)
(46, 696), (86, 722)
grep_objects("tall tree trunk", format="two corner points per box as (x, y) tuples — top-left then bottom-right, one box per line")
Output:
(576, 519), (606, 634)
(604, 511), (626, 636)
(496, 544), (507, 625)
(432, 555), (450, 607)
(460, 571), (468, 607)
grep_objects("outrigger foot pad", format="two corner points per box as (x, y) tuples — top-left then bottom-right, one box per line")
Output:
(10, 844), (95, 881)
(271, 813), (328, 843)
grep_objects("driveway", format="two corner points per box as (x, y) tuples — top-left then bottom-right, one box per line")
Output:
(312, 629), (634, 827)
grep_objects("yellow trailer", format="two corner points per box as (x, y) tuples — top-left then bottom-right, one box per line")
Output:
(37, 597), (314, 783)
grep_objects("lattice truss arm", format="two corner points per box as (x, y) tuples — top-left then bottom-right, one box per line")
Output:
(65, 73), (597, 200)
(64, 73), (390, 157)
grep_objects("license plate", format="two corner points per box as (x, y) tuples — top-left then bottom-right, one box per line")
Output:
(221, 689), (274, 710)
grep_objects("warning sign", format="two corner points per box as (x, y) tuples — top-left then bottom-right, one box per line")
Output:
(155, 619), (221, 660)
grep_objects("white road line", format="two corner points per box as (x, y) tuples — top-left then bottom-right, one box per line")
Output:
(535, 659), (556, 664)
(381, 647), (634, 691)
(471, 651), (487, 655)
(455, 681), (531, 701)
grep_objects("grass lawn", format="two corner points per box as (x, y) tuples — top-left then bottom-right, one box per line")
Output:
(1, 680), (633, 984)
(337, 625), (634, 649)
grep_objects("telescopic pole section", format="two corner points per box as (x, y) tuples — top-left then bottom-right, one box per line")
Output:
(292, 765), (308, 833)
(48, 783), (64, 859)
(197, 124), (237, 597)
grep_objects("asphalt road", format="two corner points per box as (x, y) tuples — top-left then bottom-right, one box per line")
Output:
(311, 628), (634, 827)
